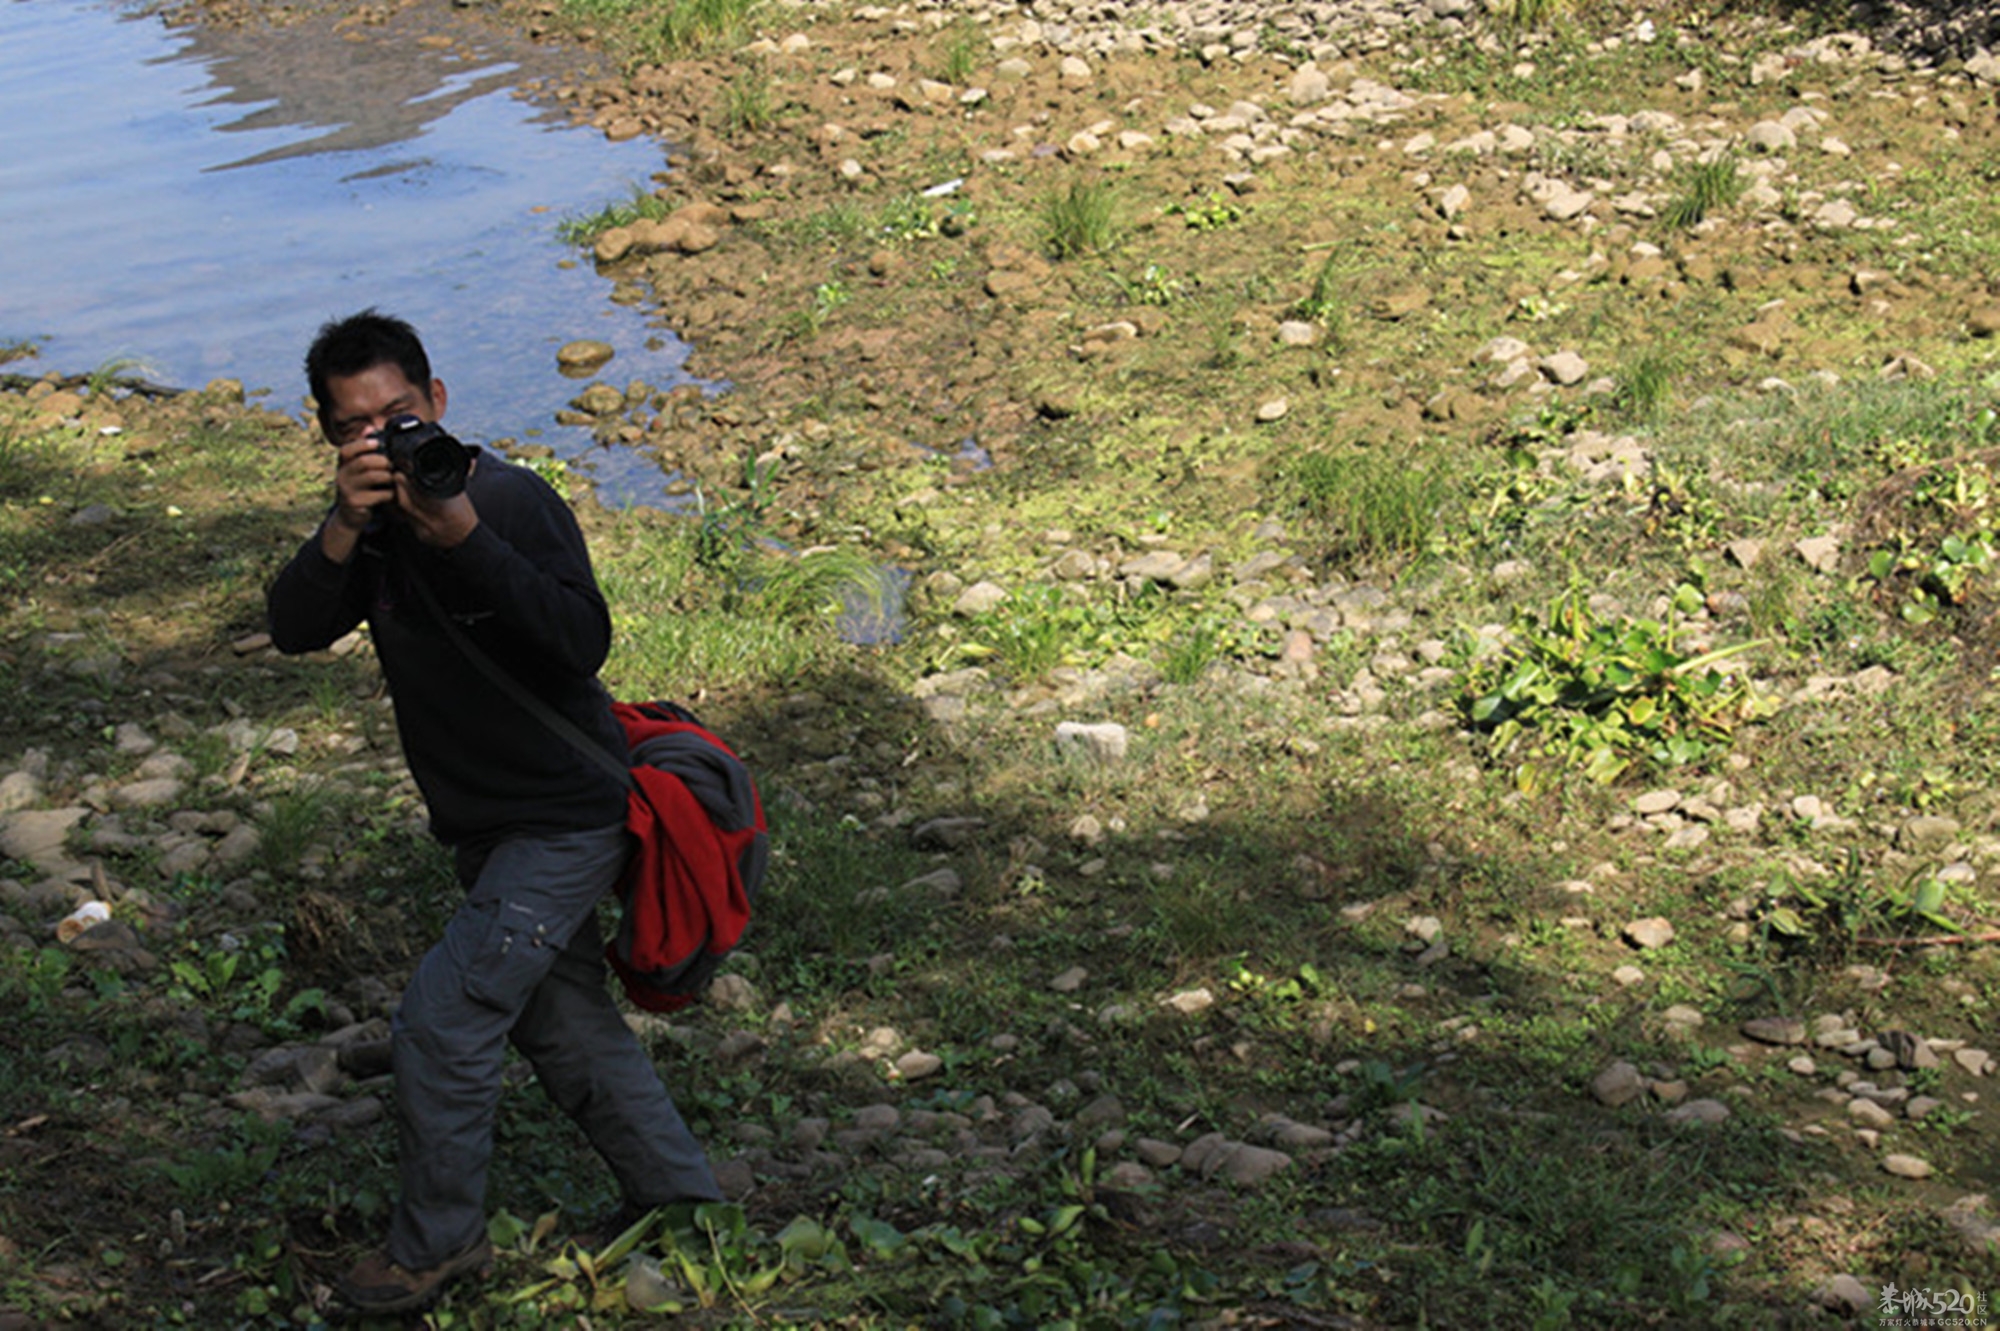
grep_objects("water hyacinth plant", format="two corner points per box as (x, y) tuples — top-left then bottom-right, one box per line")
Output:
(1461, 586), (1778, 787)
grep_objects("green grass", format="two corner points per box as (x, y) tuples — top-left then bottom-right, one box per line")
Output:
(558, 0), (764, 62)
(1661, 150), (1745, 230)
(1615, 350), (1678, 422)
(1288, 446), (1455, 561)
(1289, 250), (1349, 344)
(934, 17), (985, 85)
(254, 787), (337, 876)
(771, 197), (875, 249)
(718, 65), (775, 133)
(658, 0), (761, 57)
(1348, 1113), (1797, 1325)
(556, 186), (671, 246)
(1506, 0), (1575, 31)
(1038, 179), (1123, 260)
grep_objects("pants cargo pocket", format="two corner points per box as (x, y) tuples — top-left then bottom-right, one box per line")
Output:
(463, 899), (565, 1013)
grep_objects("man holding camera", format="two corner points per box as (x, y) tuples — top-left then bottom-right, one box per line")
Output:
(266, 309), (721, 1314)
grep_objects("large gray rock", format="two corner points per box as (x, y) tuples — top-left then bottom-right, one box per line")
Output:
(1180, 1132), (1293, 1186)
(1741, 1016), (1806, 1045)
(1883, 1153), (1933, 1179)
(0, 807), (90, 875)
(1813, 1274), (1871, 1316)
(0, 770), (45, 812)
(1662, 1098), (1731, 1126)
(1591, 1060), (1647, 1108)
(243, 1044), (345, 1096)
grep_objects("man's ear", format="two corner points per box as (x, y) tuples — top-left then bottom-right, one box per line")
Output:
(429, 379), (448, 422)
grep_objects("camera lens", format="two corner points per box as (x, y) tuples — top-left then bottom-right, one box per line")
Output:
(379, 415), (470, 499)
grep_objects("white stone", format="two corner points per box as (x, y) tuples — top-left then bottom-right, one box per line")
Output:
(1054, 721), (1129, 765)
(1882, 1153), (1933, 1179)
(1541, 351), (1589, 385)
(952, 581), (1009, 616)
(1746, 121), (1796, 153)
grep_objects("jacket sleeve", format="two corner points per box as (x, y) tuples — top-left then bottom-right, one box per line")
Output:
(266, 523), (369, 654)
(432, 469), (612, 678)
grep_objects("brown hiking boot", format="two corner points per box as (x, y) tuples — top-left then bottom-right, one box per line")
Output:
(337, 1236), (493, 1314)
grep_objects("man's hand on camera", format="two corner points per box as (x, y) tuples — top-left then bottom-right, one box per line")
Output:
(397, 479), (479, 550)
(319, 436), (397, 564)
(320, 435), (477, 560)
(332, 436), (397, 531)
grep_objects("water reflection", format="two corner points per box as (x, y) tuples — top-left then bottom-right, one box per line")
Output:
(0, 0), (708, 506)
(177, 6), (532, 170)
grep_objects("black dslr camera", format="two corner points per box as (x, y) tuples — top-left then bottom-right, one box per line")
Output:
(376, 413), (471, 500)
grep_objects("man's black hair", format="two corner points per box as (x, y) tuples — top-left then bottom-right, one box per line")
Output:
(305, 309), (433, 431)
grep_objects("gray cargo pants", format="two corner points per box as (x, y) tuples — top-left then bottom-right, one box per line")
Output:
(385, 823), (722, 1269)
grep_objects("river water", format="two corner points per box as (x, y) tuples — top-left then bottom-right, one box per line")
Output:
(0, 0), (707, 504)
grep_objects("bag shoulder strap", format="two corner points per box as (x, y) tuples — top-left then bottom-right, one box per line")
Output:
(406, 570), (634, 791)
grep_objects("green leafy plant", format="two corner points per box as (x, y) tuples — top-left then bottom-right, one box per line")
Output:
(1874, 867), (1984, 939)
(878, 194), (974, 243)
(166, 924), (325, 1034)
(1290, 251), (1344, 326)
(963, 583), (1074, 678)
(693, 451), (778, 569)
(805, 279), (851, 332)
(1750, 850), (1979, 947)
(1756, 854), (1881, 944)
(502, 1203), (842, 1315)
(1226, 959), (1328, 1004)
(0, 943), (74, 1023)
(1461, 587), (1777, 785)
(155, 1118), (289, 1202)
(1167, 190), (1247, 232)
(255, 789), (335, 877)
(1111, 261), (1188, 307)
(1912, 1103), (1976, 1134)
(1158, 611), (1256, 684)
(774, 280), (852, 343)
(84, 356), (154, 399)
(945, 579), (1203, 681)
(1350, 1058), (1426, 1113)
(1870, 531), (1995, 624)
(1638, 463), (1724, 550)
(1864, 458), (2000, 623)
(514, 452), (575, 492)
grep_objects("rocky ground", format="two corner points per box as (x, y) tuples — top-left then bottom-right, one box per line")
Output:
(7, 0), (2000, 1325)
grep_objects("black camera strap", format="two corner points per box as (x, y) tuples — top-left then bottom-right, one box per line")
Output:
(406, 568), (635, 791)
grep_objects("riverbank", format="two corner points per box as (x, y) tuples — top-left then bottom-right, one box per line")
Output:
(5, 0), (2000, 1325)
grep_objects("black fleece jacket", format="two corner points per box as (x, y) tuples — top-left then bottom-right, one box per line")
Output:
(266, 450), (628, 848)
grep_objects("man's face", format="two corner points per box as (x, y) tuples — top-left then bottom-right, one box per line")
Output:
(321, 362), (445, 449)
